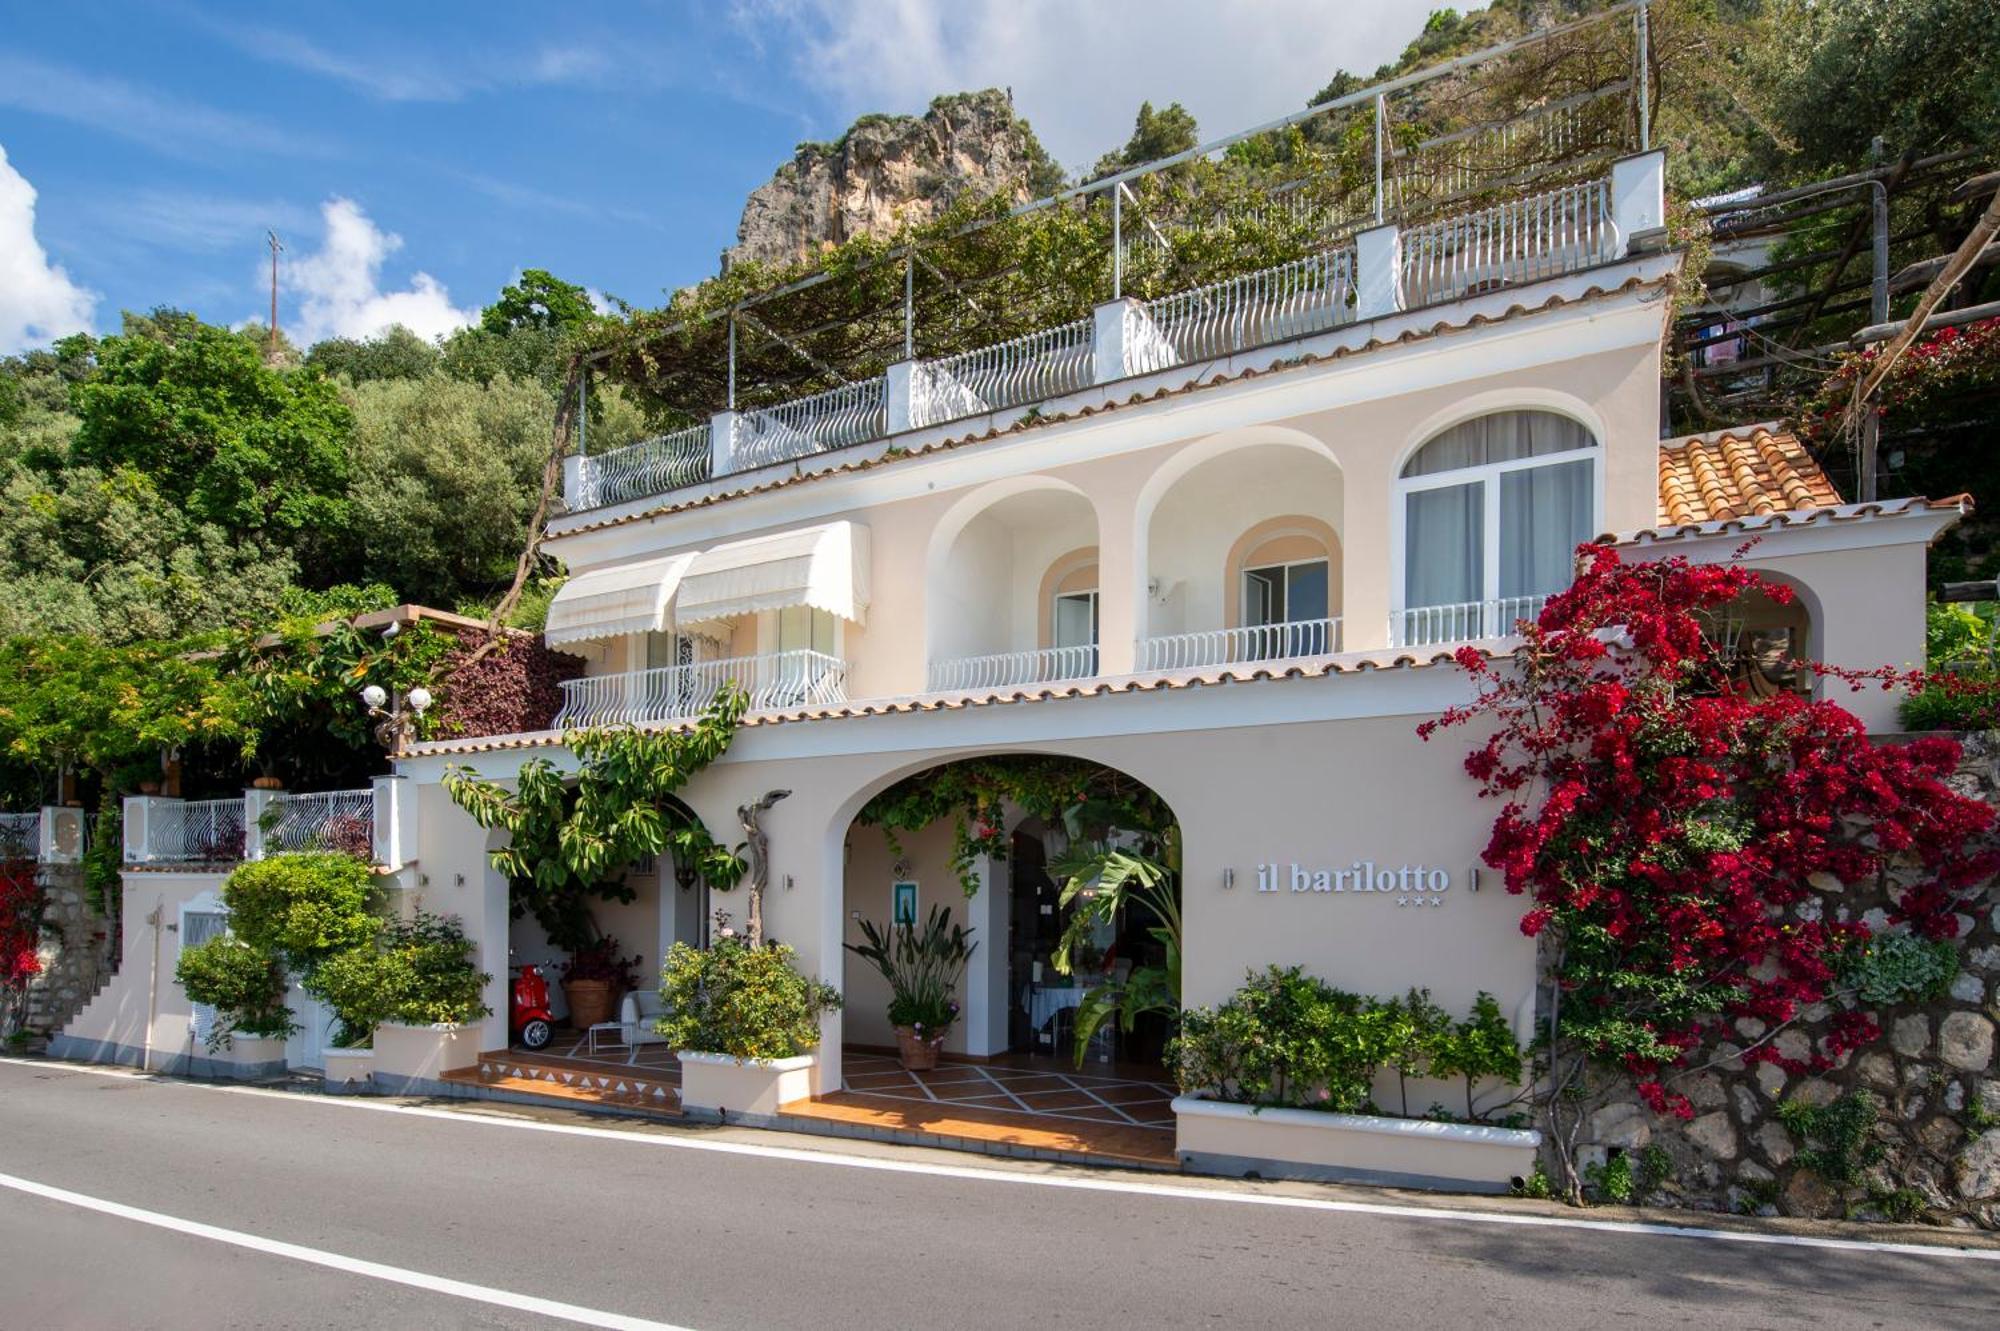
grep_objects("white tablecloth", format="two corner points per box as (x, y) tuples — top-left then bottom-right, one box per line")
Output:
(1027, 984), (1085, 1033)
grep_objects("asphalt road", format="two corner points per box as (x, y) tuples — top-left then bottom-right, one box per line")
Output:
(2, 1058), (1997, 1330)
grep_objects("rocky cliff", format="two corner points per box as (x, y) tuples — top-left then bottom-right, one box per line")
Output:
(727, 90), (1065, 271)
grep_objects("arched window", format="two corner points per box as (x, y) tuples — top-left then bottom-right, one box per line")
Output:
(1395, 410), (1597, 643)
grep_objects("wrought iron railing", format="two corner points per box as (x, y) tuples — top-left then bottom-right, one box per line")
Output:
(263, 790), (375, 858)
(910, 319), (1095, 429)
(0, 811), (38, 860)
(1391, 595), (1549, 648)
(574, 425), (711, 509)
(1136, 245), (1358, 372)
(1138, 618), (1343, 671)
(144, 798), (248, 864)
(925, 644), (1100, 693)
(554, 650), (849, 727)
(733, 381), (886, 471)
(1399, 179), (1612, 309)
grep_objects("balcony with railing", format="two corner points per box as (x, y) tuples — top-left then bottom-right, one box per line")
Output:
(261, 789), (376, 858)
(0, 811), (39, 859)
(926, 644), (1100, 693)
(1391, 595), (1550, 649)
(561, 4), (1667, 518)
(126, 797), (247, 866)
(1139, 619), (1344, 672)
(554, 650), (849, 728)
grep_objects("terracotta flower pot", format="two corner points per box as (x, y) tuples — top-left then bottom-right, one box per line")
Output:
(564, 978), (616, 1030)
(894, 1025), (948, 1072)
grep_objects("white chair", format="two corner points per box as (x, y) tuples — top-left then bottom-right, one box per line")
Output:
(618, 989), (671, 1063)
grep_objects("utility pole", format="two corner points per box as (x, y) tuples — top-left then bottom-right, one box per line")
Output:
(266, 231), (283, 357)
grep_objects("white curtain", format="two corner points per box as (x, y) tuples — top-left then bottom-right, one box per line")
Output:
(1406, 482), (1482, 608)
(1500, 460), (1592, 598)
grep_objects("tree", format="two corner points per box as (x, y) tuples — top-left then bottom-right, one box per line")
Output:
(340, 373), (554, 607)
(305, 326), (442, 383)
(481, 269), (596, 335)
(1091, 101), (1200, 180)
(68, 312), (353, 555)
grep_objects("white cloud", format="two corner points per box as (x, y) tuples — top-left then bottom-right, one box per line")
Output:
(0, 145), (98, 354)
(733, 0), (1440, 171)
(285, 198), (475, 345)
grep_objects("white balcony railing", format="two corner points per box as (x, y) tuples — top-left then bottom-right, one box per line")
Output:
(0, 811), (38, 859)
(926, 644), (1100, 693)
(1399, 179), (1612, 309)
(1139, 618), (1343, 672)
(734, 381), (886, 471)
(142, 798), (248, 864)
(1136, 244), (1357, 373)
(1392, 596), (1549, 648)
(554, 650), (849, 728)
(574, 425), (711, 509)
(911, 319), (1095, 430)
(263, 790), (375, 858)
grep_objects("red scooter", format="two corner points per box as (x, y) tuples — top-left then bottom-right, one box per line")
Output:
(511, 962), (556, 1050)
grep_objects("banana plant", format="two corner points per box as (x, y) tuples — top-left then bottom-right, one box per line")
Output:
(1049, 830), (1181, 1066)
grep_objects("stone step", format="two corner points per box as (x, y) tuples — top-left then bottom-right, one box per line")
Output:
(451, 1054), (681, 1114)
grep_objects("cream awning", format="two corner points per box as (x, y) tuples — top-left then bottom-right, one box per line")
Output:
(543, 552), (697, 646)
(674, 521), (871, 629)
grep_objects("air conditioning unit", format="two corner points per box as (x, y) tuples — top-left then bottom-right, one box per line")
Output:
(41, 806), (86, 864)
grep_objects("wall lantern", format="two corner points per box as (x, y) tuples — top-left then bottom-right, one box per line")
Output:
(360, 684), (432, 753)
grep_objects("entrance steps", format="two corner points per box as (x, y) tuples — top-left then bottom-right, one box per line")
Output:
(440, 1050), (682, 1116)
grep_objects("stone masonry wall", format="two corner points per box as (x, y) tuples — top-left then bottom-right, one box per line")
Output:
(1567, 732), (2000, 1230)
(23, 864), (114, 1038)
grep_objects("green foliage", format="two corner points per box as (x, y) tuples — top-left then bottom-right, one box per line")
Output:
(1173, 967), (1523, 1121)
(1925, 601), (1992, 669)
(1515, 1163), (1555, 1200)
(306, 910), (491, 1043)
(221, 853), (381, 974)
(304, 326), (442, 384)
(1584, 1143), (1672, 1206)
(845, 904), (976, 1035)
(483, 270), (598, 335)
(1841, 931), (1961, 1006)
(1090, 100), (1199, 180)
(0, 635), (247, 777)
(659, 925), (842, 1060)
(443, 694), (746, 951)
(1051, 842), (1181, 1064)
(69, 312), (353, 549)
(1777, 1091), (1885, 1188)
(174, 936), (295, 1049)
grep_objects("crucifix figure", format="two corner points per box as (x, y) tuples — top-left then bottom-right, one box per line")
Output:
(737, 789), (790, 947)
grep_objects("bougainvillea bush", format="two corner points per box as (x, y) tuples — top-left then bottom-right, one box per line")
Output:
(0, 861), (44, 1037)
(1421, 544), (1998, 1200)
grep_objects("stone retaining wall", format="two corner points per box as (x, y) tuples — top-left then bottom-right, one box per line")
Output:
(1566, 732), (2000, 1228)
(23, 865), (114, 1038)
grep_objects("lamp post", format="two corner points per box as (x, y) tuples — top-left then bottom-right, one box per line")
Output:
(359, 684), (432, 754)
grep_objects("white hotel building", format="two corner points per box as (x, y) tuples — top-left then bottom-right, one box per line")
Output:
(57, 146), (1963, 1188)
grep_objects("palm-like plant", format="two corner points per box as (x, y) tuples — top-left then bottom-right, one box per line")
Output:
(845, 904), (978, 1035)
(1050, 835), (1182, 1066)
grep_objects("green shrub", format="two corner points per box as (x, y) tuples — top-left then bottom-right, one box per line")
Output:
(222, 853), (380, 973)
(1776, 1091), (1884, 1188)
(660, 928), (842, 1061)
(1173, 967), (1524, 1120)
(1897, 678), (2000, 732)
(306, 911), (490, 1043)
(1841, 931), (1960, 1005)
(175, 936), (295, 1050)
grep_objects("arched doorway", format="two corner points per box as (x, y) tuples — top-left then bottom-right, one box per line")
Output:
(836, 754), (1182, 1138)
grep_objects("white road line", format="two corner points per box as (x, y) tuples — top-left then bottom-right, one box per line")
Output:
(0, 1170), (693, 1331)
(8, 1056), (2000, 1264)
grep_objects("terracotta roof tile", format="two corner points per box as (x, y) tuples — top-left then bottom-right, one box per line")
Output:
(1656, 427), (1843, 526)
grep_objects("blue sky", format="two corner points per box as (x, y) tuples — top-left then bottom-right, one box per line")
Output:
(0, 1), (1437, 353)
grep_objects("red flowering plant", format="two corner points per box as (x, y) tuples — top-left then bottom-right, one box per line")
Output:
(0, 859), (46, 1040)
(1420, 544), (1999, 1200)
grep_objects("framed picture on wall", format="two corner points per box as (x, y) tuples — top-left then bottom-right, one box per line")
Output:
(893, 880), (918, 926)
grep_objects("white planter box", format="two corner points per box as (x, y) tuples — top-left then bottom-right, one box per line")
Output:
(1174, 1095), (1541, 1194)
(224, 1035), (288, 1080)
(677, 1051), (815, 1121)
(322, 1047), (374, 1093)
(370, 1023), (480, 1085)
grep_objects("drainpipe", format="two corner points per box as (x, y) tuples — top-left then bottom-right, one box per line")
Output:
(142, 895), (162, 1074)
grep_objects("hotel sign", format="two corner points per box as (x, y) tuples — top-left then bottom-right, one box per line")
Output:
(1255, 862), (1452, 908)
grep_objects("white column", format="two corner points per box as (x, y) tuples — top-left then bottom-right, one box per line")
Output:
(1611, 150), (1667, 257)
(1355, 222), (1403, 321)
(884, 360), (918, 434)
(561, 453), (586, 510)
(961, 854), (1009, 1057)
(1092, 297), (1175, 383)
(709, 411), (740, 479)
(122, 795), (175, 866)
(242, 788), (278, 861)
(371, 775), (415, 869)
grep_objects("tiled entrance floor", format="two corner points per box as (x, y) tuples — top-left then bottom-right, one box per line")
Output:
(840, 1053), (1177, 1128)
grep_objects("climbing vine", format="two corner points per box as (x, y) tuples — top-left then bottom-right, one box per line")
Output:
(443, 689), (748, 951)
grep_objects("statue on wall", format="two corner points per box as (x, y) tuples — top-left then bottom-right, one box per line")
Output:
(737, 789), (791, 947)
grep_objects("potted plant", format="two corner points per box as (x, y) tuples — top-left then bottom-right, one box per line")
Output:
(846, 904), (976, 1071)
(312, 912), (492, 1091)
(662, 913), (841, 1120)
(561, 935), (639, 1031)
